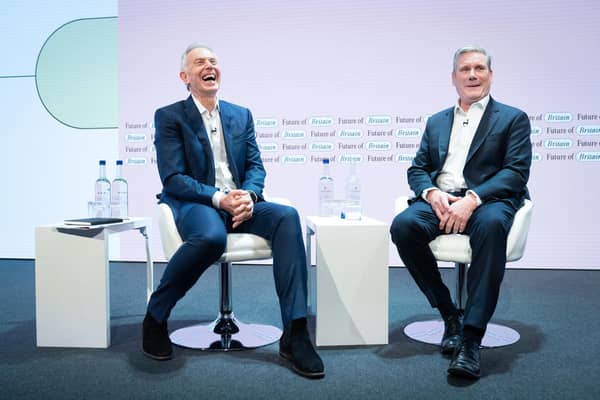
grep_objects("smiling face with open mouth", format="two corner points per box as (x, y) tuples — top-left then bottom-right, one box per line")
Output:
(452, 51), (493, 111)
(180, 46), (221, 99)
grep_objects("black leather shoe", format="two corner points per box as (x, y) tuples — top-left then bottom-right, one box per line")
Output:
(142, 312), (173, 360)
(279, 318), (325, 379)
(448, 338), (481, 379)
(441, 314), (463, 355)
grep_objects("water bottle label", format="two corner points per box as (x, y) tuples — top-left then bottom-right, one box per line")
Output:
(95, 190), (110, 202)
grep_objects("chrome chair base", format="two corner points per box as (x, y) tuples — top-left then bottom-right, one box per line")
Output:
(170, 314), (282, 351)
(403, 319), (520, 348)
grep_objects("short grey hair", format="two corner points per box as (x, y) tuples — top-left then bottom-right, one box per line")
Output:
(452, 45), (492, 72)
(180, 42), (214, 72)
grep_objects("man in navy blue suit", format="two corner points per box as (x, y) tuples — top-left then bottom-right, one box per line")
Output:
(390, 46), (532, 379)
(143, 43), (324, 379)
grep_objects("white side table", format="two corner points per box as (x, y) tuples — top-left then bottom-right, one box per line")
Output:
(305, 216), (389, 346)
(35, 218), (153, 348)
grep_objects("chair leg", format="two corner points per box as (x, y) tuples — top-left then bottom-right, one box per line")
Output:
(212, 262), (240, 336)
(455, 263), (467, 312)
(220, 262), (233, 315)
(169, 262), (282, 351)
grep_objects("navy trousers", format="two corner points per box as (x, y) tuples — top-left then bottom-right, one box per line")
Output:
(390, 199), (516, 330)
(148, 201), (308, 326)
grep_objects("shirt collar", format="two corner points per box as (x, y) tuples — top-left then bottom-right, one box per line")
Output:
(191, 94), (219, 116)
(454, 94), (490, 115)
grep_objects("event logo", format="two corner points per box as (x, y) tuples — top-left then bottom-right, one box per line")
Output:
(126, 133), (146, 142)
(576, 152), (600, 161)
(309, 116), (334, 126)
(544, 112), (572, 122)
(366, 115), (391, 125)
(311, 142), (334, 151)
(396, 154), (415, 162)
(367, 141), (391, 151)
(259, 143), (278, 152)
(281, 155), (306, 164)
(282, 130), (306, 139)
(256, 118), (278, 128)
(544, 139), (572, 149)
(577, 126), (600, 135)
(338, 129), (363, 138)
(126, 157), (147, 165)
(395, 128), (421, 137)
(339, 154), (363, 163)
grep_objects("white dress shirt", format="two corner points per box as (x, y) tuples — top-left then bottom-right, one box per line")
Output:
(423, 95), (490, 204)
(191, 95), (237, 208)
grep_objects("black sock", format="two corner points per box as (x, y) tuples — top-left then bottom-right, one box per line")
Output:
(288, 317), (307, 334)
(292, 317), (307, 327)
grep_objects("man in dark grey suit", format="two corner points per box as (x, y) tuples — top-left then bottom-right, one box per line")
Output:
(390, 45), (532, 379)
(143, 43), (324, 379)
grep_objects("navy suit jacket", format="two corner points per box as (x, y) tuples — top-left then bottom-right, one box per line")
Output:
(154, 96), (266, 220)
(408, 97), (532, 209)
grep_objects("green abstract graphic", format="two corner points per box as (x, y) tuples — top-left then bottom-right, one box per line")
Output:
(35, 17), (117, 129)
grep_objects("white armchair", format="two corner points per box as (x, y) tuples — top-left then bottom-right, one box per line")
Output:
(156, 195), (291, 350)
(395, 196), (533, 347)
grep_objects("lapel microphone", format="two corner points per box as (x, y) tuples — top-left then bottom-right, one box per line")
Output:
(462, 119), (469, 127)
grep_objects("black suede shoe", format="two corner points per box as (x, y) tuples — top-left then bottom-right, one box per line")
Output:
(279, 318), (325, 379)
(447, 338), (481, 379)
(441, 314), (463, 355)
(142, 312), (172, 360)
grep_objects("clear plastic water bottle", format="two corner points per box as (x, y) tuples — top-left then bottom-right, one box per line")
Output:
(318, 158), (335, 216)
(111, 160), (128, 218)
(344, 161), (362, 220)
(94, 160), (111, 217)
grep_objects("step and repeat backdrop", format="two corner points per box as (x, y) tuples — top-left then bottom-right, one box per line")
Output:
(2, 1), (597, 268)
(118, 0), (600, 268)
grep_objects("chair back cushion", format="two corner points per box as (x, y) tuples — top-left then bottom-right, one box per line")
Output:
(157, 203), (184, 260)
(505, 199), (533, 261)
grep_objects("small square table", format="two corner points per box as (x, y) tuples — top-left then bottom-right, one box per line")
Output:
(305, 216), (389, 346)
(35, 218), (153, 348)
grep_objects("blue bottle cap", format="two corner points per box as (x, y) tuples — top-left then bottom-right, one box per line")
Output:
(116, 160), (123, 165)
(99, 160), (106, 165)
(323, 158), (330, 164)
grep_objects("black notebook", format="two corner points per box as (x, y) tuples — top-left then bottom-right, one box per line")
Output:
(64, 217), (124, 226)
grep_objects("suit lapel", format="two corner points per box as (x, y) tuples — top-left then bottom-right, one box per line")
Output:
(184, 96), (215, 185)
(184, 96), (209, 141)
(218, 101), (241, 187)
(438, 109), (454, 166)
(465, 97), (499, 164)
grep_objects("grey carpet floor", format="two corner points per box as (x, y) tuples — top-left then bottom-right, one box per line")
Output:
(1, 259), (599, 399)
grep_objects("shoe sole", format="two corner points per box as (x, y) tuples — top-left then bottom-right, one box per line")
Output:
(447, 366), (481, 379)
(143, 348), (173, 361)
(279, 351), (325, 379)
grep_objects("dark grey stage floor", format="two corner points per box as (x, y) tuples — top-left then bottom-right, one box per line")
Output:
(1, 259), (599, 399)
